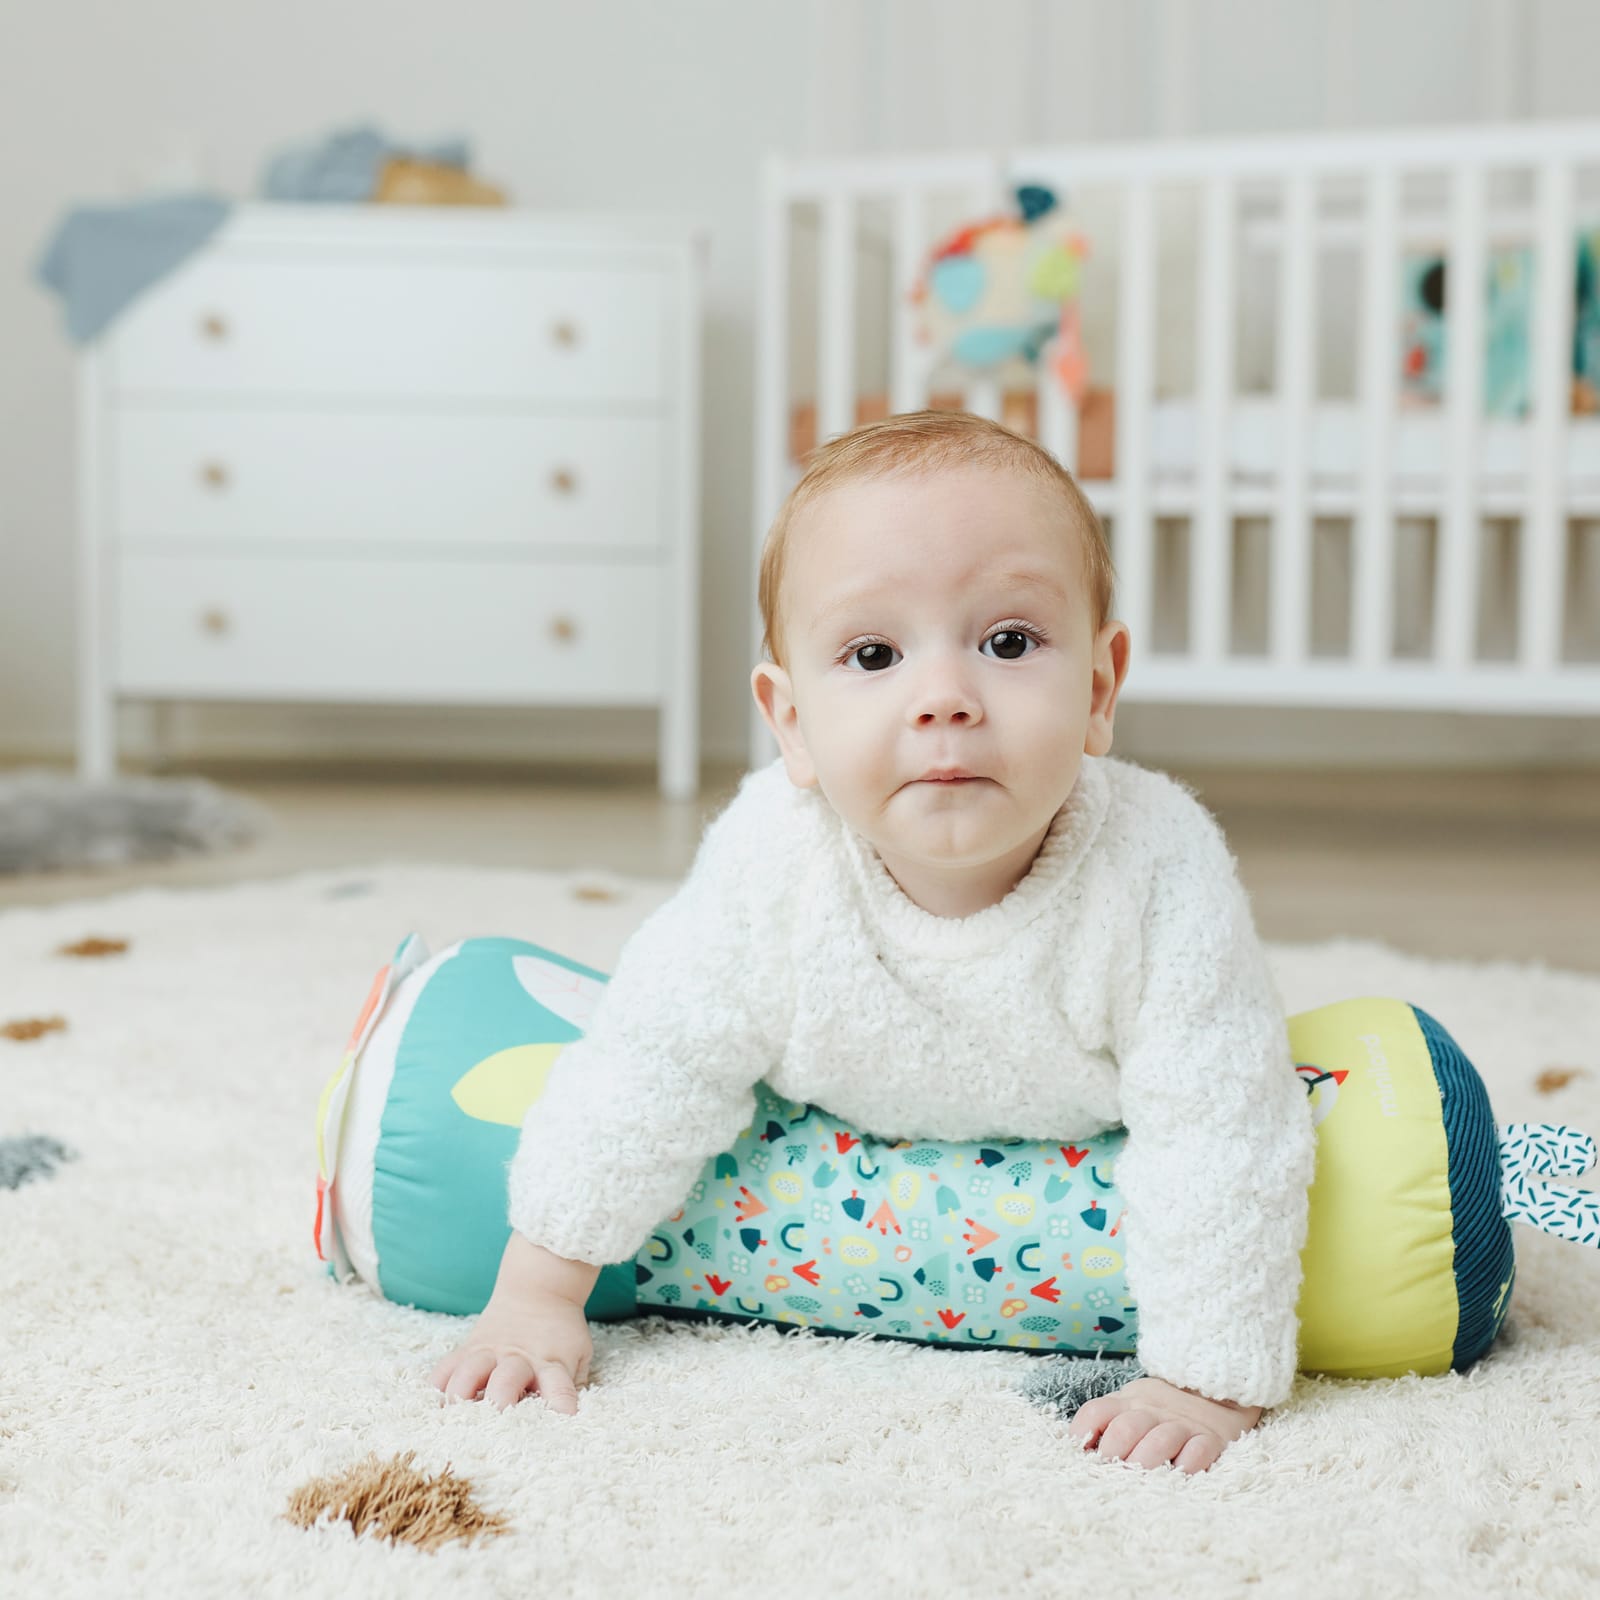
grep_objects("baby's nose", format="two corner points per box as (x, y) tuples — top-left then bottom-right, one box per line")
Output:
(910, 671), (982, 724)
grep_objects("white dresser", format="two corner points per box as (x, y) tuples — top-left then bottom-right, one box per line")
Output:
(78, 205), (705, 797)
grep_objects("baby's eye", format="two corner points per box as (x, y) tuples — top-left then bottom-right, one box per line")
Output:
(843, 641), (901, 673)
(982, 628), (1042, 661)
(840, 628), (1044, 672)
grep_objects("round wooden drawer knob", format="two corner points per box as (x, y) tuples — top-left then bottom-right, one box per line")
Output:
(199, 313), (229, 342)
(548, 614), (578, 644)
(550, 467), (579, 495)
(199, 461), (231, 491)
(199, 608), (231, 636)
(550, 319), (580, 348)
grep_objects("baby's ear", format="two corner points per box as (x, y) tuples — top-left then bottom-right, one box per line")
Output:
(1084, 620), (1132, 758)
(750, 662), (818, 788)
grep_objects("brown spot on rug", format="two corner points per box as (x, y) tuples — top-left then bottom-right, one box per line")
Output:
(2, 1016), (67, 1041)
(1536, 1066), (1590, 1093)
(283, 1450), (509, 1550)
(58, 936), (129, 958)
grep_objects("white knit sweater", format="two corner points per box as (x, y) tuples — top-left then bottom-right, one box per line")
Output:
(507, 754), (1317, 1409)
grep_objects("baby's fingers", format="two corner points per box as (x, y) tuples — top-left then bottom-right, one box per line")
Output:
(1126, 1421), (1199, 1471)
(439, 1348), (497, 1401)
(1174, 1433), (1226, 1475)
(483, 1355), (536, 1411)
(534, 1361), (580, 1416)
(429, 1347), (481, 1392)
(1092, 1407), (1160, 1463)
(1065, 1395), (1121, 1447)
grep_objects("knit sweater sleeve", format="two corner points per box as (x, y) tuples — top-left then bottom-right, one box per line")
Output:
(505, 773), (788, 1267)
(1110, 794), (1317, 1410)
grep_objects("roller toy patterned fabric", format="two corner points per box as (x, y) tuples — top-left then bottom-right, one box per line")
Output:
(314, 936), (1599, 1379)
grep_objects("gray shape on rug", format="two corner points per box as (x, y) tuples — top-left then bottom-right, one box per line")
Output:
(0, 770), (269, 873)
(1017, 1352), (1147, 1417)
(322, 879), (376, 899)
(0, 1135), (78, 1190)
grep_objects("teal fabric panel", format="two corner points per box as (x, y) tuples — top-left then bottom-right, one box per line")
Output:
(370, 937), (606, 1315)
(636, 1081), (1136, 1354)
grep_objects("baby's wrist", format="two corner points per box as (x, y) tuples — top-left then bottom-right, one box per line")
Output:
(499, 1229), (603, 1306)
(1176, 1382), (1255, 1412)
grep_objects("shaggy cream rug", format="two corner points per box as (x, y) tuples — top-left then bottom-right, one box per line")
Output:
(1, 862), (1597, 1599)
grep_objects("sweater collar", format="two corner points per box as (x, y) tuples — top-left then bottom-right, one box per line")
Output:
(833, 755), (1112, 960)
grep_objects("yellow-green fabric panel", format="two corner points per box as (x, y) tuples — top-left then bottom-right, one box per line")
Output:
(1293, 997), (1458, 1377)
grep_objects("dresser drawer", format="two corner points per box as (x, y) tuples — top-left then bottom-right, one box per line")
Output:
(113, 552), (664, 703)
(107, 255), (666, 403)
(111, 410), (665, 551)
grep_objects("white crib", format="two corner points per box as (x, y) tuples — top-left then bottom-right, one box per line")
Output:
(749, 121), (1600, 766)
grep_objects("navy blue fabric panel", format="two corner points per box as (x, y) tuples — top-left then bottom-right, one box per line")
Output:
(1413, 1005), (1516, 1370)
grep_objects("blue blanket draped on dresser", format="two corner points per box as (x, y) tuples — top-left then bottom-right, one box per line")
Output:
(33, 125), (471, 344)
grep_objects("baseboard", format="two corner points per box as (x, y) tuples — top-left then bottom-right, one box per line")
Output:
(0, 702), (749, 774)
(3, 698), (1599, 771)
(1110, 703), (1600, 768)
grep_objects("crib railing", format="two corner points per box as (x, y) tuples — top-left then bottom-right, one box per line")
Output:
(751, 122), (1600, 766)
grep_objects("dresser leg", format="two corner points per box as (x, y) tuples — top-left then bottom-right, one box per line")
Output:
(77, 689), (116, 782)
(78, 341), (116, 784)
(659, 696), (699, 801)
(147, 702), (177, 773)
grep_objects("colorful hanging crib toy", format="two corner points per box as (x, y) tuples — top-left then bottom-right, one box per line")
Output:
(910, 183), (1092, 423)
(314, 934), (1599, 1379)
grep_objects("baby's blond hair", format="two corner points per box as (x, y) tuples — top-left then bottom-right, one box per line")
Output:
(757, 410), (1115, 670)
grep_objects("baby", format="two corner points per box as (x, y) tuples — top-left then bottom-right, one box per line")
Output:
(431, 410), (1317, 1475)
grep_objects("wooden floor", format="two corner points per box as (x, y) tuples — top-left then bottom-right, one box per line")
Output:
(3, 759), (1597, 974)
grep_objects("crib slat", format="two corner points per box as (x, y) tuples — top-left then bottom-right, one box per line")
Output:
(1273, 171), (1316, 667)
(1440, 162), (1487, 671)
(891, 189), (930, 416)
(963, 172), (1011, 424)
(1035, 342), (1077, 468)
(754, 160), (791, 534)
(1355, 166), (1400, 669)
(1115, 180), (1156, 656)
(751, 157), (791, 764)
(1525, 158), (1574, 674)
(967, 377), (1003, 422)
(1193, 174), (1236, 663)
(818, 192), (857, 445)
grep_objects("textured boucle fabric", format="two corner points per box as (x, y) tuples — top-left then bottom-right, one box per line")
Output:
(506, 754), (1316, 1409)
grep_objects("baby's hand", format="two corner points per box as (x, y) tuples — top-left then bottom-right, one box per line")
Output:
(1065, 1376), (1263, 1474)
(429, 1285), (593, 1414)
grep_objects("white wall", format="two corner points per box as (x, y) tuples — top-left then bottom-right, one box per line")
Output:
(3, 0), (1599, 776)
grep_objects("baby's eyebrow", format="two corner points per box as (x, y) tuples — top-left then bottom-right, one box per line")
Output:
(990, 570), (1071, 605)
(812, 569), (1069, 631)
(809, 585), (886, 631)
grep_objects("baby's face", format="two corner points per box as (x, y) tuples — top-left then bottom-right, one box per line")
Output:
(752, 464), (1128, 877)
